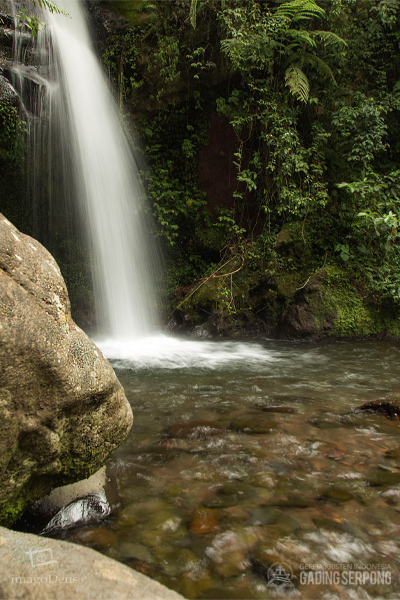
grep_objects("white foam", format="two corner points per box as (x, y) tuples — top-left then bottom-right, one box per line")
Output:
(94, 334), (280, 370)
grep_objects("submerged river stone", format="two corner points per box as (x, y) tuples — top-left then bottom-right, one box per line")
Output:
(355, 399), (400, 419)
(161, 420), (225, 439)
(0, 214), (133, 525)
(229, 413), (278, 434)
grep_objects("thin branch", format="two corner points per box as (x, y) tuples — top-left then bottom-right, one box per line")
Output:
(169, 255), (244, 317)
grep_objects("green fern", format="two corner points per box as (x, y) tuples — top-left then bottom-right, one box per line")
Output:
(285, 64), (310, 102)
(285, 29), (317, 48)
(310, 30), (347, 47)
(33, 0), (68, 17)
(276, 0), (325, 22)
(303, 53), (337, 84)
(190, 0), (198, 29)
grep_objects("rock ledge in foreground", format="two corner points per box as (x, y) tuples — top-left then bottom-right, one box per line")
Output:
(0, 526), (184, 600)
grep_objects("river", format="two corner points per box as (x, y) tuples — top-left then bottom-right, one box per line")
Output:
(56, 336), (400, 599)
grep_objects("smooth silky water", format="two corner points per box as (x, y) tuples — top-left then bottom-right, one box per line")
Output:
(35, 0), (161, 338)
(13, 2), (400, 598)
(56, 337), (400, 599)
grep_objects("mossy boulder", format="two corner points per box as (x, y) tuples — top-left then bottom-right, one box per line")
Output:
(278, 267), (400, 339)
(0, 215), (133, 525)
(168, 253), (400, 340)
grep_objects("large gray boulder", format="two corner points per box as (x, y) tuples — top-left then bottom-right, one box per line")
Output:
(0, 526), (185, 600)
(0, 214), (133, 525)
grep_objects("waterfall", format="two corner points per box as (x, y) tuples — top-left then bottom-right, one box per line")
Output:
(12, 0), (161, 340)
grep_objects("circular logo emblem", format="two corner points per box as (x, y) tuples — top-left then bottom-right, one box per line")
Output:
(266, 562), (295, 589)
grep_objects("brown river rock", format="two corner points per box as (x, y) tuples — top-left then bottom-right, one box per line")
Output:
(0, 214), (133, 525)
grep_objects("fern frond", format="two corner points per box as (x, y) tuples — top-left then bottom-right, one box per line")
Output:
(285, 64), (309, 102)
(303, 53), (337, 84)
(33, 0), (69, 16)
(393, 80), (400, 99)
(190, 0), (198, 29)
(285, 29), (317, 48)
(310, 30), (347, 47)
(276, 0), (325, 23)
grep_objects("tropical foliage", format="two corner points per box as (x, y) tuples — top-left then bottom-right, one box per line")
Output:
(3, 0), (400, 318)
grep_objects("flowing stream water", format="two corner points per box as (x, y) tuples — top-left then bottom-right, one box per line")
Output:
(52, 337), (400, 600)
(8, 2), (400, 599)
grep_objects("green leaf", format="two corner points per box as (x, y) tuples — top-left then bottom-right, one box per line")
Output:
(310, 30), (347, 47)
(275, 0), (325, 22)
(189, 0), (198, 29)
(303, 53), (337, 85)
(393, 80), (400, 100)
(285, 64), (310, 103)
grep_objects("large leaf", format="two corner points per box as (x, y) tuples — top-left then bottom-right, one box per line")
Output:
(190, 0), (198, 29)
(285, 29), (317, 49)
(285, 64), (310, 102)
(276, 0), (325, 23)
(310, 30), (347, 47)
(393, 80), (400, 100)
(303, 53), (337, 84)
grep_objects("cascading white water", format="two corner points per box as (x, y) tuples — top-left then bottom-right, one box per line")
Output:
(9, 1), (282, 368)
(42, 0), (160, 340)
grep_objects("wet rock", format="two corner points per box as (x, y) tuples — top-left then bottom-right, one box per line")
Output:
(255, 405), (297, 414)
(229, 413), (278, 434)
(174, 572), (212, 599)
(368, 471), (400, 487)
(189, 508), (220, 534)
(278, 271), (336, 340)
(320, 487), (354, 503)
(41, 490), (110, 535)
(355, 399), (400, 419)
(250, 507), (281, 526)
(0, 215), (133, 525)
(216, 482), (257, 504)
(160, 420), (225, 440)
(124, 558), (154, 577)
(137, 529), (166, 548)
(221, 505), (250, 524)
(148, 510), (182, 532)
(118, 541), (153, 563)
(205, 529), (257, 578)
(0, 72), (18, 104)
(270, 497), (313, 509)
(385, 447), (400, 459)
(250, 552), (296, 589)
(308, 417), (342, 429)
(264, 461), (288, 475)
(312, 517), (357, 535)
(68, 525), (117, 549)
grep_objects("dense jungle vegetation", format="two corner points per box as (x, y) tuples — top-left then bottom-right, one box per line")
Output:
(2, 0), (400, 336)
(97, 0), (400, 335)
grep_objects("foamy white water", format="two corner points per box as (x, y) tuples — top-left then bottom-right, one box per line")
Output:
(95, 334), (281, 370)
(45, 1), (159, 339)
